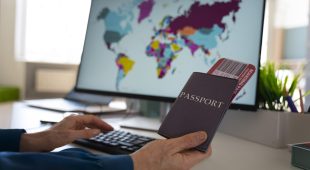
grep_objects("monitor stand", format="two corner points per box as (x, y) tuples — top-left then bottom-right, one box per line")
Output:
(120, 99), (171, 132)
(65, 90), (113, 105)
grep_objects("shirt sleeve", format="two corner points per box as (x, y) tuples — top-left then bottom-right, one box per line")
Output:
(0, 148), (134, 170)
(0, 129), (26, 152)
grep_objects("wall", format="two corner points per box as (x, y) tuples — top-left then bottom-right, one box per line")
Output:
(283, 26), (308, 59)
(25, 63), (77, 99)
(305, 2), (310, 111)
(266, 0), (284, 64)
(0, 0), (77, 100)
(0, 0), (25, 98)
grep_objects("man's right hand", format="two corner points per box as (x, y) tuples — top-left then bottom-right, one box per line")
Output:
(131, 131), (212, 170)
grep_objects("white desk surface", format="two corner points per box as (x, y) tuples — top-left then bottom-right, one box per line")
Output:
(0, 102), (300, 170)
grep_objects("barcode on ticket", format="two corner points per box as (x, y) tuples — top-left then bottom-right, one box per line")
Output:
(208, 58), (256, 101)
(212, 59), (247, 79)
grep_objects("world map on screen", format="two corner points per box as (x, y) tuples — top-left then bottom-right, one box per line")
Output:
(97, 0), (242, 90)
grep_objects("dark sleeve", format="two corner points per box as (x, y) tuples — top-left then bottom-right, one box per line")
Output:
(0, 129), (26, 152)
(0, 148), (133, 170)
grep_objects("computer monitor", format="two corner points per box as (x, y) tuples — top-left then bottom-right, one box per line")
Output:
(76, 0), (266, 111)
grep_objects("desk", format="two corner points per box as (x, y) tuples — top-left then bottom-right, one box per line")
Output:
(0, 102), (299, 170)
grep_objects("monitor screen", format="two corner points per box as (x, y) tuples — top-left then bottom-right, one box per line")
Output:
(76, 0), (265, 110)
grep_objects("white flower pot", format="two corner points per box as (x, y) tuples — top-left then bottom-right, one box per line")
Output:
(219, 109), (310, 148)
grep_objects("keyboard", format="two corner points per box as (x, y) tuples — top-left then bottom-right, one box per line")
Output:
(74, 130), (155, 154)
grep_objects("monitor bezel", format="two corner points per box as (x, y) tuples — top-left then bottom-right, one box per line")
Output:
(74, 0), (266, 111)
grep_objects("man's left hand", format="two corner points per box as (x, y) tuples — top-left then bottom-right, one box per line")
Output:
(20, 115), (113, 152)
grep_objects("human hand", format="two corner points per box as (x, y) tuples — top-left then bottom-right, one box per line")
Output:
(20, 115), (113, 152)
(131, 131), (212, 170)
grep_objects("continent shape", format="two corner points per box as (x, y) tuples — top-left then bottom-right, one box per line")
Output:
(146, 0), (242, 78)
(97, 0), (144, 50)
(187, 25), (224, 53)
(168, 0), (241, 34)
(146, 40), (182, 78)
(96, 0), (243, 90)
(138, 0), (155, 23)
(115, 53), (135, 90)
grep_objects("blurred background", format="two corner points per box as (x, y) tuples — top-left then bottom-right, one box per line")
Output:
(0, 0), (309, 109)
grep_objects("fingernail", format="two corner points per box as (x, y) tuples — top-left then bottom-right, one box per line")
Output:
(109, 125), (114, 130)
(92, 129), (101, 135)
(198, 132), (207, 141)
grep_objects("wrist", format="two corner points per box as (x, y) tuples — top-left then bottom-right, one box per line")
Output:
(131, 152), (152, 170)
(20, 131), (49, 152)
(130, 153), (142, 170)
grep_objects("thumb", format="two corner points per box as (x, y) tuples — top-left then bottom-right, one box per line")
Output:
(168, 131), (207, 153)
(69, 129), (101, 140)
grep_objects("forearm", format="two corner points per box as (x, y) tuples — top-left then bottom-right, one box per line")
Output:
(0, 148), (133, 170)
(20, 129), (82, 152)
(0, 129), (49, 152)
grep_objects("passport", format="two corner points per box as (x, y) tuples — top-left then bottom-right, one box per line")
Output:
(158, 72), (238, 151)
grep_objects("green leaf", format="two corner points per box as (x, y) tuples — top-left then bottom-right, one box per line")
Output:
(288, 74), (300, 96)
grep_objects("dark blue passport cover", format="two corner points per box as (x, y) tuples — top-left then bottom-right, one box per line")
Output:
(158, 72), (238, 151)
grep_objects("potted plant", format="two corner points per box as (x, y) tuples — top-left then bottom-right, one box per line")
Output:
(219, 62), (310, 148)
(258, 62), (309, 112)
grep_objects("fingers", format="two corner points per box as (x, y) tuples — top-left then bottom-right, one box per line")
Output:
(44, 128), (102, 149)
(74, 115), (114, 131)
(68, 129), (101, 140)
(182, 146), (212, 166)
(168, 131), (207, 153)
